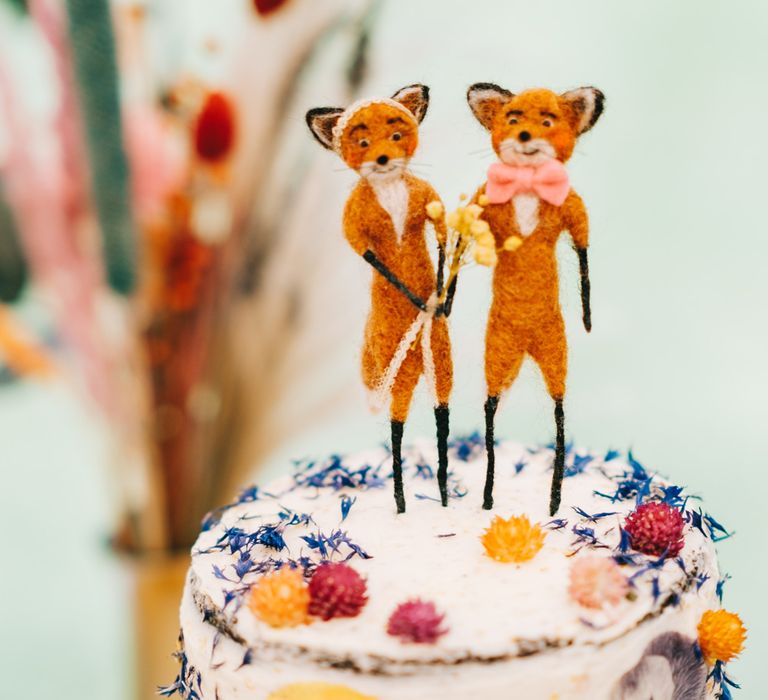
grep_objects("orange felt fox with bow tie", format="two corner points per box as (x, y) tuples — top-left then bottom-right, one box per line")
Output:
(466, 84), (605, 516)
(306, 85), (453, 514)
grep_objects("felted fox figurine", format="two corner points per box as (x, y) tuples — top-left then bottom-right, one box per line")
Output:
(466, 83), (605, 516)
(306, 85), (453, 514)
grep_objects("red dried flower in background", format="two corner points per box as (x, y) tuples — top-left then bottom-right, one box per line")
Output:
(253, 0), (290, 17)
(308, 563), (368, 621)
(387, 599), (448, 644)
(624, 502), (685, 557)
(193, 92), (236, 163)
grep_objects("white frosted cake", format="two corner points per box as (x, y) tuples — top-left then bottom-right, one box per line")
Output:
(163, 437), (743, 700)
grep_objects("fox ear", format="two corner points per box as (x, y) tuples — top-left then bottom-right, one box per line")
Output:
(559, 87), (605, 135)
(306, 107), (344, 150)
(391, 84), (430, 123)
(467, 83), (514, 130)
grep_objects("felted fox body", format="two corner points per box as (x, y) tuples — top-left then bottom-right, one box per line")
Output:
(466, 84), (604, 515)
(307, 85), (452, 513)
(345, 174), (452, 420)
(481, 172), (588, 402)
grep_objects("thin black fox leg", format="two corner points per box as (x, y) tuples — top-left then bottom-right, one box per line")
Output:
(391, 419), (406, 514)
(549, 399), (566, 516)
(483, 395), (499, 510)
(435, 404), (450, 506)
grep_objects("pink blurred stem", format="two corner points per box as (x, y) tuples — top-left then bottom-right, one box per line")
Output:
(0, 39), (113, 416)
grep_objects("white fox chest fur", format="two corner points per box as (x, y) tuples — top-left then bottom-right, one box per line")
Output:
(371, 177), (409, 243)
(513, 193), (540, 236)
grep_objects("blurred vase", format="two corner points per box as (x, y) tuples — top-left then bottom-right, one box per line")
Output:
(129, 552), (190, 700)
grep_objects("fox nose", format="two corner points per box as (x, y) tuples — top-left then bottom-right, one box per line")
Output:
(376, 154), (390, 166)
(518, 131), (531, 143)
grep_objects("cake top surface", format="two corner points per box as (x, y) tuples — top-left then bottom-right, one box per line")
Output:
(189, 436), (724, 670)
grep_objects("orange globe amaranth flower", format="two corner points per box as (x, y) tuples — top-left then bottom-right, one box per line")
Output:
(267, 683), (377, 700)
(697, 609), (747, 664)
(481, 515), (546, 563)
(248, 568), (311, 628)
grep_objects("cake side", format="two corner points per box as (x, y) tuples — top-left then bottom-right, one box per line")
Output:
(178, 582), (716, 699)
(165, 437), (734, 699)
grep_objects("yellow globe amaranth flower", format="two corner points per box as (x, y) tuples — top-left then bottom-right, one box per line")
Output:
(474, 231), (494, 247)
(482, 514), (546, 563)
(446, 210), (461, 229)
(464, 203), (483, 220)
(470, 219), (491, 236)
(473, 245), (497, 267)
(425, 200), (444, 220)
(697, 609), (747, 664)
(267, 683), (377, 700)
(248, 567), (311, 628)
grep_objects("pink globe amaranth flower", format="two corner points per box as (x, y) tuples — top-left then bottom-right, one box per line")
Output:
(569, 556), (629, 609)
(624, 502), (685, 557)
(308, 563), (368, 621)
(387, 599), (448, 644)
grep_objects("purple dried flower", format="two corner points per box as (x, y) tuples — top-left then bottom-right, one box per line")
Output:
(387, 599), (448, 644)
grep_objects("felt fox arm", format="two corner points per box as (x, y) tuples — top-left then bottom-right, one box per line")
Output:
(562, 191), (589, 249)
(436, 246), (445, 295)
(441, 266), (459, 318)
(362, 251), (427, 312)
(577, 248), (591, 332)
(562, 191), (592, 332)
(424, 186), (448, 248)
(342, 196), (371, 257)
(343, 194), (428, 313)
(434, 220), (450, 310)
(422, 186), (456, 317)
(423, 187), (447, 291)
(426, 187), (463, 319)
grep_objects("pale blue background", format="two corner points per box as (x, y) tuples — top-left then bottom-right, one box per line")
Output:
(1, 0), (766, 697)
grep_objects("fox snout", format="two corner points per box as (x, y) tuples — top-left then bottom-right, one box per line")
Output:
(499, 133), (557, 166)
(362, 140), (409, 168)
(360, 153), (408, 180)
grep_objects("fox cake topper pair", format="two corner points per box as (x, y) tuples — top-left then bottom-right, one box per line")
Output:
(306, 82), (605, 516)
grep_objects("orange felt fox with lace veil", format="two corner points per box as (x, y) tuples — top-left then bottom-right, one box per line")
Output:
(466, 84), (605, 516)
(306, 85), (453, 514)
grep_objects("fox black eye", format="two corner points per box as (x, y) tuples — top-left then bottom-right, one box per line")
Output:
(391, 132), (402, 142)
(542, 119), (552, 127)
(359, 138), (369, 148)
(508, 117), (518, 125)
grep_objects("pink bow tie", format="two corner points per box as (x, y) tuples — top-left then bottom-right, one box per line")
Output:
(485, 160), (570, 206)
